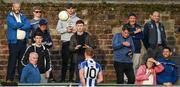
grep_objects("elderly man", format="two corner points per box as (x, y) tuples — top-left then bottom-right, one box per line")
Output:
(6, 2), (31, 83)
(20, 52), (41, 83)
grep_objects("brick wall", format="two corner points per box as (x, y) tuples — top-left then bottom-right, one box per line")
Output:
(1, 3), (180, 83)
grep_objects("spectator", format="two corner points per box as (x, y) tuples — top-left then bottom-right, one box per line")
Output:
(20, 52), (41, 83)
(79, 48), (103, 86)
(30, 6), (43, 40)
(56, 3), (80, 82)
(123, 13), (143, 74)
(69, 20), (95, 82)
(143, 11), (167, 61)
(112, 27), (135, 84)
(32, 18), (53, 49)
(157, 47), (178, 86)
(21, 32), (52, 83)
(6, 2), (31, 83)
(135, 58), (164, 85)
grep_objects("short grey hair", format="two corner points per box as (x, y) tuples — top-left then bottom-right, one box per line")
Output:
(29, 52), (38, 60)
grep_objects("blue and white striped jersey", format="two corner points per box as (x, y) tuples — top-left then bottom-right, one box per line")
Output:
(79, 58), (102, 87)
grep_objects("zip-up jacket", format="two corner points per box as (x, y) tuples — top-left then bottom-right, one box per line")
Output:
(21, 44), (52, 74)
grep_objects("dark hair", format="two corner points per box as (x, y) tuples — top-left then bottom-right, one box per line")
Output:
(66, 3), (75, 9)
(163, 47), (172, 52)
(34, 32), (43, 38)
(85, 48), (94, 57)
(128, 12), (137, 18)
(122, 26), (130, 32)
(151, 11), (159, 15)
(144, 57), (156, 68)
(76, 20), (84, 25)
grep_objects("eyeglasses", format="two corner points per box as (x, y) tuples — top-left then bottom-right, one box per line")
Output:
(35, 11), (41, 13)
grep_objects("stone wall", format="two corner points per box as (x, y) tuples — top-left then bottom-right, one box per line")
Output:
(0, 2), (180, 83)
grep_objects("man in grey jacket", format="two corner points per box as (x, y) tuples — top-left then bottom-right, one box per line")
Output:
(56, 3), (80, 82)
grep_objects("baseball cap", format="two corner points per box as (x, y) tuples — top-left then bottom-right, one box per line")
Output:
(39, 18), (48, 25)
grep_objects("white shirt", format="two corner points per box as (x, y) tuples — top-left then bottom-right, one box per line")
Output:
(142, 69), (154, 85)
(13, 13), (22, 23)
(156, 23), (162, 44)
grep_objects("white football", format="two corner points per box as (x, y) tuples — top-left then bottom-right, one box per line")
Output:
(58, 11), (69, 21)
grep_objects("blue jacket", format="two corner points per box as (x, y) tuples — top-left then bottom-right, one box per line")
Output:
(112, 33), (135, 63)
(6, 12), (31, 44)
(20, 63), (41, 83)
(157, 57), (178, 84)
(123, 23), (143, 53)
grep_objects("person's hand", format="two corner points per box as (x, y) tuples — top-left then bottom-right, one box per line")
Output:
(122, 42), (130, 47)
(75, 45), (81, 50)
(17, 22), (24, 28)
(134, 28), (142, 34)
(45, 71), (50, 79)
(148, 58), (158, 64)
(83, 44), (90, 48)
(163, 82), (172, 87)
(67, 27), (73, 33)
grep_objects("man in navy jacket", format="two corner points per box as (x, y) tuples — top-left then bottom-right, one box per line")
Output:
(123, 13), (143, 74)
(6, 2), (31, 83)
(143, 11), (167, 61)
(157, 47), (178, 86)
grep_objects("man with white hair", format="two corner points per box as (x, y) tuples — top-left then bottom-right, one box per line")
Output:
(6, 2), (31, 83)
(20, 52), (41, 83)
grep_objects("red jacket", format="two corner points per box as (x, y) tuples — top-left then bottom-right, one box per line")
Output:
(135, 64), (164, 85)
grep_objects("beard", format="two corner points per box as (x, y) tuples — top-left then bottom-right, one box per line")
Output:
(13, 9), (20, 14)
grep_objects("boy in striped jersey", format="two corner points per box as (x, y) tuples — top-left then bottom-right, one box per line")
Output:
(79, 48), (103, 87)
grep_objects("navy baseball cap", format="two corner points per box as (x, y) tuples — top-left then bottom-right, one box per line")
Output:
(39, 19), (48, 25)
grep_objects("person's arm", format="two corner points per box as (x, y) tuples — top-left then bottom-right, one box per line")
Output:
(85, 34), (96, 49)
(43, 31), (53, 49)
(20, 16), (31, 32)
(161, 24), (167, 47)
(97, 71), (103, 83)
(154, 62), (164, 73)
(79, 68), (86, 86)
(45, 49), (52, 79)
(112, 34), (124, 50)
(130, 36), (135, 52)
(20, 67), (29, 83)
(69, 35), (78, 52)
(21, 46), (32, 66)
(56, 20), (67, 34)
(142, 23), (149, 49)
(7, 15), (24, 30)
(171, 65), (178, 84)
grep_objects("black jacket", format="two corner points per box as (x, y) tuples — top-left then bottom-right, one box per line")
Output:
(21, 44), (51, 74)
(69, 32), (95, 63)
(143, 20), (167, 49)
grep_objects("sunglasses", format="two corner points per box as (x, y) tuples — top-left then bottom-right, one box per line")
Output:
(35, 11), (41, 13)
